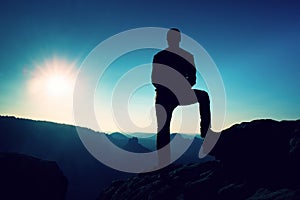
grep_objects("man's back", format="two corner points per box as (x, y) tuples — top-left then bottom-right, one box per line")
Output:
(152, 47), (196, 92)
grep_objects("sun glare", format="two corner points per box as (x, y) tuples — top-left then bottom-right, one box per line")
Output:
(27, 57), (78, 124)
(29, 58), (77, 99)
(46, 73), (73, 97)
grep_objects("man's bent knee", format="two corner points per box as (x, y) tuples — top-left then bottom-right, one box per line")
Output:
(195, 90), (210, 104)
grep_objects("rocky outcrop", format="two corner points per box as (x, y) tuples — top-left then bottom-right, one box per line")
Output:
(0, 153), (68, 200)
(98, 119), (300, 200)
(211, 119), (300, 187)
(123, 137), (151, 153)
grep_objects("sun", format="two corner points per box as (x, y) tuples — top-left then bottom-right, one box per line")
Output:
(26, 57), (78, 123)
(29, 58), (77, 99)
(45, 72), (73, 97)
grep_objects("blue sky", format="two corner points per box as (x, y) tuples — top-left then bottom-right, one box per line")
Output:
(0, 0), (299, 133)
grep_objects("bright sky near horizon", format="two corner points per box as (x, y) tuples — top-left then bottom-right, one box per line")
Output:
(0, 0), (299, 133)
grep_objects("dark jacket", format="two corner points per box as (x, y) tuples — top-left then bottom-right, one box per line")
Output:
(152, 47), (196, 92)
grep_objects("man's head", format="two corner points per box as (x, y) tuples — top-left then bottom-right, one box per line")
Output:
(167, 28), (181, 48)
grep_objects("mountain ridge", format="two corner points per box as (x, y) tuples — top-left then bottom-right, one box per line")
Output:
(1, 115), (299, 200)
(0, 115), (209, 200)
(0, 115), (131, 200)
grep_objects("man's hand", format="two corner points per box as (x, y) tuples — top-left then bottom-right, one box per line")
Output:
(186, 75), (196, 87)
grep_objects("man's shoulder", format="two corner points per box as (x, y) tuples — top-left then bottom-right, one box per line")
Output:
(178, 48), (194, 58)
(154, 49), (168, 57)
(153, 48), (194, 63)
(154, 48), (193, 56)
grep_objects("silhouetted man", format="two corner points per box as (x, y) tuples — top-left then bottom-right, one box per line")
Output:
(152, 28), (211, 165)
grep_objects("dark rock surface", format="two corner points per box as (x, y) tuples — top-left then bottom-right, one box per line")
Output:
(211, 119), (300, 187)
(98, 119), (300, 200)
(0, 153), (68, 200)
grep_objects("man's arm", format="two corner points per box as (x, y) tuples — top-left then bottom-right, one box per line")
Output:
(151, 55), (161, 89)
(186, 55), (196, 87)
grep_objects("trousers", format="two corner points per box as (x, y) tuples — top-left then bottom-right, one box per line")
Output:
(155, 88), (211, 164)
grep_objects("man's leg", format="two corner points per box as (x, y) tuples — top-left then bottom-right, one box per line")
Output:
(155, 103), (176, 166)
(194, 90), (211, 138)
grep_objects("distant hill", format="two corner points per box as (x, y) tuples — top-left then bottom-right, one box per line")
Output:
(108, 132), (130, 147)
(0, 116), (131, 200)
(99, 119), (300, 200)
(123, 137), (151, 153)
(109, 132), (129, 140)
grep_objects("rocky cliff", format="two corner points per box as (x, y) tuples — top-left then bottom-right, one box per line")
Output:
(98, 119), (300, 200)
